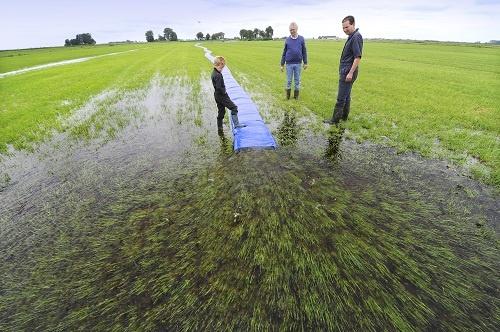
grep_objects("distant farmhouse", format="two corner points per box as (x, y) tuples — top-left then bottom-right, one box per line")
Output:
(318, 35), (340, 40)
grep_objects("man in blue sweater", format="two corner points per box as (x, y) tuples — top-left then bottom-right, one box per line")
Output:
(280, 22), (308, 100)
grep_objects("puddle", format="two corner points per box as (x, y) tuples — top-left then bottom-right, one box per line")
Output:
(0, 50), (138, 78)
(0, 74), (498, 330)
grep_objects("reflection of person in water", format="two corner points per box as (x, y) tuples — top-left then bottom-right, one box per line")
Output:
(276, 111), (299, 146)
(217, 128), (232, 156)
(324, 127), (345, 161)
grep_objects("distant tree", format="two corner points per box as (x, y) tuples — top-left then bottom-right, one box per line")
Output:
(145, 30), (155, 42)
(163, 27), (178, 41)
(206, 33), (210, 40)
(80, 33), (96, 45)
(258, 30), (266, 39)
(239, 29), (254, 40)
(265, 26), (273, 39)
(196, 32), (204, 40)
(65, 33), (96, 46)
(158, 34), (166, 41)
(210, 32), (225, 40)
(253, 28), (259, 39)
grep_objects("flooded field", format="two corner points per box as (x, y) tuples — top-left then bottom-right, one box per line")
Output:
(0, 74), (498, 330)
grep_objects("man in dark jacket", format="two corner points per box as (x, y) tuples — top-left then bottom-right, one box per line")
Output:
(211, 56), (245, 130)
(324, 16), (363, 124)
(280, 22), (308, 100)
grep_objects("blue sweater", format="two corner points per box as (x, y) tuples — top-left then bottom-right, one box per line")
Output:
(280, 35), (307, 66)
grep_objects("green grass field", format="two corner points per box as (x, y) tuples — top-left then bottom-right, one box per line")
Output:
(207, 40), (500, 187)
(1, 40), (499, 187)
(1, 41), (499, 331)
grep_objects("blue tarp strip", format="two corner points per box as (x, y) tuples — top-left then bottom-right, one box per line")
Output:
(197, 44), (277, 152)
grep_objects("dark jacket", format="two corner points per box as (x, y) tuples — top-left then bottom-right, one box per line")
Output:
(211, 67), (226, 96)
(340, 29), (363, 67)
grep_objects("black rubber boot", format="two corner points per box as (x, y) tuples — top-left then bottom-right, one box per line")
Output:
(286, 89), (291, 100)
(341, 101), (350, 121)
(323, 105), (343, 125)
(293, 89), (299, 99)
(231, 114), (246, 128)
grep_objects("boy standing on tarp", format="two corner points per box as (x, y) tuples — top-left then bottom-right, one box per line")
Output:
(211, 56), (246, 131)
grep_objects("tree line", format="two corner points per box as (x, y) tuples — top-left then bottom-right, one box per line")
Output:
(145, 28), (178, 42)
(65, 33), (96, 46)
(196, 26), (274, 41)
(63, 25), (275, 46)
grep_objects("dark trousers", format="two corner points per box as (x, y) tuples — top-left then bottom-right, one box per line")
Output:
(332, 67), (358, 123)
(215, 93), (238, 121)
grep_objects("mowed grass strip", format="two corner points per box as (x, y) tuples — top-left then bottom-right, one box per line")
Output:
(206, 40), (500, 187)
(0, 42), (209, 151)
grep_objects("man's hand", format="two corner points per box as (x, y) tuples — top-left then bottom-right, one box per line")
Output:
(345, 72), (353, 82)
(303, 64), (308, 70)
(280, 65), (284, 72)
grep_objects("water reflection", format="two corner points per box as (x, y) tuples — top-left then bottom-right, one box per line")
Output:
(324, 126), (345, 162)
(217, 128), (232, 157)
(276, 110), (299, 146)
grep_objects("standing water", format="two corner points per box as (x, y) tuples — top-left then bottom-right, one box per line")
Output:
(0, 74), (498, 331)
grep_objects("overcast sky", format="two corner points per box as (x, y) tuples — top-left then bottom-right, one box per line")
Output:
(1, 0), (499, 50)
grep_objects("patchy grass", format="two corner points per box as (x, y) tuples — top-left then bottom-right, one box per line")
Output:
(0, 43), (209, 152)
(0, 41), (498, 331)
(1, 148), (498, 331)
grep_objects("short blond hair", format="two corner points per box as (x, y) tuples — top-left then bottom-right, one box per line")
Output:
(213, 56), (225, 66)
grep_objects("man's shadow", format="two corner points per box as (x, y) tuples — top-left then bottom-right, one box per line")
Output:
(324, 126), (345, 162)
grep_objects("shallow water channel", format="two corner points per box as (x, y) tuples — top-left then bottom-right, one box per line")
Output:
(1, 75), (498, 330)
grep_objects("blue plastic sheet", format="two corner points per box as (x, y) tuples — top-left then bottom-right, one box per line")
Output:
(197, 44), (277, 152)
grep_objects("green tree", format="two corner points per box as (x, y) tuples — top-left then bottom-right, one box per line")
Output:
(265, 26), (273, 39)
(163, 28), (174, 40)
(196, 32), (204, 40)
(145, 30), (155, 42)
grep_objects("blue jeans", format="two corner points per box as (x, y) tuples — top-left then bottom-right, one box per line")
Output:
(286, 63), (302, 90)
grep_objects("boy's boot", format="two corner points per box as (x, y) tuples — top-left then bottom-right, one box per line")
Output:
(293, 89), (299, 99)
(231, 114), (246, 128)
(286, 89), (291, 100)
